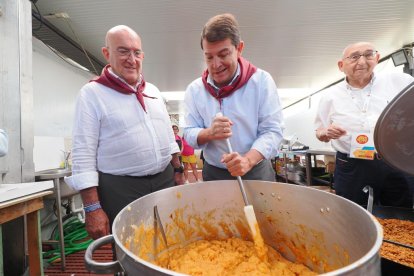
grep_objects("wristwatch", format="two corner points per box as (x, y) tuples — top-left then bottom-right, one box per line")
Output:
(174, 165), (184, 173)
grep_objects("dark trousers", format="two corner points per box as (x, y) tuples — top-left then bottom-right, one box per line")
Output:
(334, 151), (414, 207)
(202, 159), (276, 182)
(97, 164), (175, 229)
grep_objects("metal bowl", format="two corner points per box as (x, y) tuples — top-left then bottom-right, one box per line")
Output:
(85, 180), (383, 275)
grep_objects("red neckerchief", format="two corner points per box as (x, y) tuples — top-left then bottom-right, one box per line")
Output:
(91, 65), (155, 112)
(201, 57), (257, 105)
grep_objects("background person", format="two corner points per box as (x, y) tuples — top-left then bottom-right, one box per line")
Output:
(184, 13), (283, 182)
(65, 25), (183, 240)
(181, 137), (200, 183)
(315, 41), (414, 207)
(172, 124), (183, 161)
(172, 124), (185, 184)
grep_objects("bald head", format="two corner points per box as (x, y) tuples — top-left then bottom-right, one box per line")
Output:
(338, 41), (379, 88)
(101, 25), (144, 85)
(105, 25), (141, 48)
(342, 42), (375, 58)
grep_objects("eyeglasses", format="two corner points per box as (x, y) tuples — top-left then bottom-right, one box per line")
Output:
(344, 50), (378, 63)
(115, 47), (143, 59)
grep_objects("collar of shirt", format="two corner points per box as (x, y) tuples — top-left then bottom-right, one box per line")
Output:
(344, 73), (376, 104)
(108, 67), (142, 91)
(206, 63), (241, 91)
(345, 72), (376, 91)
(184, 68), (283, 168)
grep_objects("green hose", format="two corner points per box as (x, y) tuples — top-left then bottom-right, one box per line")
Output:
(43, 216), (93, 263)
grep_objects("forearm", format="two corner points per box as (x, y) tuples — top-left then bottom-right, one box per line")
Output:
(80, 187), (100, 205)
(244, 149), (264, 169)
(196, 127), (214, 146)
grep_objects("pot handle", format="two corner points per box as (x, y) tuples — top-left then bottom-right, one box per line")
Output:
(84, 235), (125, 275)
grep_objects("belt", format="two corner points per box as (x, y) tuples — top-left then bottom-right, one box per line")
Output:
(99, 169), (163, 179)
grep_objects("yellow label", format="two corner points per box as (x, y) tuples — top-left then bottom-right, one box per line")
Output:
(352, 149), (375, 160)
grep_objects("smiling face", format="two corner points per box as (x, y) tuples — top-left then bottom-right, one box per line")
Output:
(102, 26), (144, 85)
(202, 38), (244, 87)
(338, 42), (380, 88)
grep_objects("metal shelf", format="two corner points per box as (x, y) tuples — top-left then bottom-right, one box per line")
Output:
(278, 149), (336, 186)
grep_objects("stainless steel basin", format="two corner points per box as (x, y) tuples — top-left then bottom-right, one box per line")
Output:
(35, 168), (72, 180)
(35, 168), (76, 198)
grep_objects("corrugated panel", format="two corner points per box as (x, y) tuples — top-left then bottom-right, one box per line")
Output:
(32, 12), (105, 75)
(31, 0), (414, 107)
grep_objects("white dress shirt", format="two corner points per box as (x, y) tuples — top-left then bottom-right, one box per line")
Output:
(65, 81), (179, 191)
(315, 71), (414, 154)
(183, 68), (284, 169)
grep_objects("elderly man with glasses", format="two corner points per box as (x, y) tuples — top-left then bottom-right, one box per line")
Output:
(65, 25), (184, 240)
(315, 41), (414, 207)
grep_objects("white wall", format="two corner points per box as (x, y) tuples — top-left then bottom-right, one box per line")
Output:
(32, 37), (95, 137)
(32, 37), (95, 170)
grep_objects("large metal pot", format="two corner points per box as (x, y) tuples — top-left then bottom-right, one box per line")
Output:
(85, 180), (383, 275)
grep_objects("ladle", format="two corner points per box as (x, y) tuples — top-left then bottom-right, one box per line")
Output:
(154, 205), (168, 248)
(154, 205), (171, 267)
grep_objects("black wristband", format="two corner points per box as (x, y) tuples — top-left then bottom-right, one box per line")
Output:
(174, 166), (184, 173)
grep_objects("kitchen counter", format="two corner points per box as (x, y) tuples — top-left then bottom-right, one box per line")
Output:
(0, 181), (53, 203)
(0, 182), (53, 276)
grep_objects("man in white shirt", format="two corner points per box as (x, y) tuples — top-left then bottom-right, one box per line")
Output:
(184, 14), (283, 181)
(315, 42), (414, 207)
(65, 25), (184, 240)
(0, 129), (7, 157)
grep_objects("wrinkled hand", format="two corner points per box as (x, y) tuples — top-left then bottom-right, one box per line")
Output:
(221, 152), (253, 177)
(208, 116), (233, 140)
(318, 124), (347, 142)
(85, 209), (110, 240)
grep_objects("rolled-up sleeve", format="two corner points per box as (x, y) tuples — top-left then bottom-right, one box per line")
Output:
(64, 171), (98, 191)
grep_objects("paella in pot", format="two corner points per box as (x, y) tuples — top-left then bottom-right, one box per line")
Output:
(86, 180), (382, 275)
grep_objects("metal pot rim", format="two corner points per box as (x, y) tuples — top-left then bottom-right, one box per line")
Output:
(112, 181), (384, 275)
(319, 209), (383, 275)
